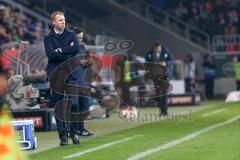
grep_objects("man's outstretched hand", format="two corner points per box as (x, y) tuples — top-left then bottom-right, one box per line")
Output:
(79, 57), (93, 67)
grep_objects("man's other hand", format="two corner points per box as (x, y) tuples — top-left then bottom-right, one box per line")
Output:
(80, 59), (87, 66)
(159, 61), (166, 67)
(70, 42), (74, 46)
(54, 48), (62, 53)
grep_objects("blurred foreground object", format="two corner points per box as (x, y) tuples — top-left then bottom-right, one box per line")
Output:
(10, 120), (37, 150)
(225, 91), (240, 102)
(0, 104), (29, 159)
(0, 61), (29, 159)
(120, 107), (138, 119)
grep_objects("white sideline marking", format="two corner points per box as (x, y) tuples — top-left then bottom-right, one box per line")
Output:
(127, 115), (240, 160)
(63, 135), (142, 159)
(202, 109), (226, 117)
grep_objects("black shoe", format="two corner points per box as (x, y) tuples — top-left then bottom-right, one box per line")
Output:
(78, 129), (94, 137)
(60, 138), (68, 146)
(159, 111), (168, 117)
(69, 134), (80, 144)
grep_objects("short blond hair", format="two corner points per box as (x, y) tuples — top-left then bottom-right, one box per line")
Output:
(50, 11), (64, 22)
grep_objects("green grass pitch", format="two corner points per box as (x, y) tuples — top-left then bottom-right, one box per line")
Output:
(29, 101), (240, 160)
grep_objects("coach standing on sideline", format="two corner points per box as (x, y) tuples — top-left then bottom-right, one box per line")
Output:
(145, 42), (173, 116)
(44, 11), (80, 146)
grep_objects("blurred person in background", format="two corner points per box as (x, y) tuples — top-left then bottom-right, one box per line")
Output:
(72, 26), (94, 137)
(184, 54), (197, 93)
(122, 54), (134, 108)
(0, 24), (11, 45)
(3, 67), (15, 80)
(130, 53), (147, 106)
(0, 62), (7, 102)
(203, 54), (216, 99)
(112, 52), (134, 109)
(234, 56), (240, 90)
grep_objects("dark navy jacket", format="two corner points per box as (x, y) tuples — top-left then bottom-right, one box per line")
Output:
(69, 44), (89, 87)
(44, 28), (80, 79)
(145, 46), (174, 79)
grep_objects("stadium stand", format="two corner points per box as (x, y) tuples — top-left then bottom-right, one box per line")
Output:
(115, 0), (240, 54)
(0, 2), (48, 44)
(160, 0), (240, 53)
(162, 0), (240, 37)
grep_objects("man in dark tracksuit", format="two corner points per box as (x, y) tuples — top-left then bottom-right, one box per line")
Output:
(71, 27), (94, 136)
(202, 54), (215, 99)
(145, 42), (173, 116)
(44, 11), (80, 146)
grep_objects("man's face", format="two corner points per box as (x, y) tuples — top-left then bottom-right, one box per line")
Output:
(52, 14), (65, 31)
(8, 70), (14, 78)
(154, 45), (161, 53)
(77, 32), (83, 44)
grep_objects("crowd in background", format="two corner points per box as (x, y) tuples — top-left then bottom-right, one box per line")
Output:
(150, 0), (240, 37)
(0, 2), (95, 46)
(3, 0), (239, 46)
(0, 2), (48, 45)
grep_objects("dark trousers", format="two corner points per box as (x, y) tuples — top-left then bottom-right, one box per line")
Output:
(66, 94), (90, 133)
(155, 94), (168, 114)
(121, 82), (133, 106)
(68, 95), (82, 134)
(50, 91), (68, 141)
(78, 96), (90, 131)
(66, 69), (90, 133)
(51, 91), (79, 141)
(185, 78), (195, 93)
(205, 77), (214, 99)
(50, 79), (78, 140)
(237, 80), (240, 90)
(153, 77), (169, 114)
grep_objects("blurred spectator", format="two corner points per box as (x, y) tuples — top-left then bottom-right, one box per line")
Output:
(0, 62), (7, 98)
(3, 67), (15, 80)
(189, 1), (200, 18)
(0, 25), (11, 45)
(184, 54), (197, 93)
(225, 24), (237, 35)
(203, 54), (216, 99)
(23, 68), (47, 88)
(148, 0), (165, 10)
(0, 2), (48, 45)
(131, 53), (146, 106)
(216, 13), (226, 34)
(150, 0), (240, 36)
(234, 56), (240, 90)
(175, 3), (188, 21)
(229, 9), (239, 25)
